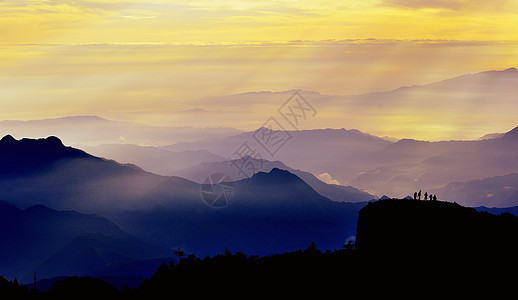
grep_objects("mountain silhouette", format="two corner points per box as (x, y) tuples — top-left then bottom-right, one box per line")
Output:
(160, 117), (518, 206)
(13, 198), (518, 297)
(356, 198), (518, 281)
(161, 127), (392, 186)
(502, 125), (518, 140)
(117, 168), (367, 256)
(0, 202), (168, 282)
(172, 156), (375, 202)
(356, 199), (518, 258)
(35, 232), (168, 280)
(0, 135), (165, 212)
(422, 67), (518, 89)
(0, 135), (90, 177)
(47, 277), (119, 298)
(475, 203), (518, 218)
(0, 135), (368, 268)
(249, 167), (301, 184)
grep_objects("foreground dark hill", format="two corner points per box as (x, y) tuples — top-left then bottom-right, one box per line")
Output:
(6, 199), (518, 297)
(356, 199), (518, 264)
(0, 202), (168, 282)
(36, 199), (518, 297)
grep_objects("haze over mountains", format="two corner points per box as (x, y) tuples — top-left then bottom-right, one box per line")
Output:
(0, 136), (366, 274)
(0, 116), (241, 146)
(2, 126), (518, 279)
(4, 67), (518, 145)
(4, 0), (518, 290)
(79, 143), (225, 176)
(172, 156), (375, 202)
(0, 135), (168, 212)
(432, 173), (518, 208)
(155, 124), (518, 206)
(163, 67), (518, 140)
(320, 67), (518, 140)
(162, 128), (393, 186)
(3, 105), (518, 208)
(4, 99), (518, 207)
(3, 67), (518, 286)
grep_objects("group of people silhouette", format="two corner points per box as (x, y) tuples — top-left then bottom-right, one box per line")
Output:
(413, 190), (437, 201)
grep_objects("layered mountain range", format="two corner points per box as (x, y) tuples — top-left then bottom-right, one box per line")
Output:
(0, 135), (368, 283)
(3, 67), (518, 285)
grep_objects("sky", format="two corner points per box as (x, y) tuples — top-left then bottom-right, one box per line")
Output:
(1, 0), (518, 140)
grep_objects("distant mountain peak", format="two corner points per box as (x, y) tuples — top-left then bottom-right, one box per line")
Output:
(269, 167), (292, 176)
(0, 135), (65, 146)
(0, 134), (16, 143)
(0, 135), (91, 176)
(41, 136), (65, 146)
(258, 167), (296, 178)
(232, 154), (268, 164)
(55, 115), (107, 121)
(25, 204), (57, 214)
(230, 89), (321, 97)
(471, 67), (518, 76)
(503, 125), (518, 140)
(477, 132), (505, 140)
(249, 168), (303, 185)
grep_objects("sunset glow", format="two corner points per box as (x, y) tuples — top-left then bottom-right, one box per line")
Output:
(2, 0), (518, 140)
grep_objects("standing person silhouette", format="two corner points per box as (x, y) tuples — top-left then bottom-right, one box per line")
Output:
(424, 192), (428, 200)
(433, 195), (437, 201)
(414, 191), (417, 200)
(418, 190), (421, 200)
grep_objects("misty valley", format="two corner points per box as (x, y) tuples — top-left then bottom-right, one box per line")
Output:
(3, 98), (518, 296)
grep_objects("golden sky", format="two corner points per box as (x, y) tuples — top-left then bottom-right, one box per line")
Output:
(1, 0), (518, 140)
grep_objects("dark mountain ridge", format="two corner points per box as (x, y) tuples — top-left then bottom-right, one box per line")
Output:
(0, 135), (166, 211)
(0, 135), (367, 262)
(0, 202), (168, 282)
(356, 199), (518, 263)
(0, 135), (90, 177)
(6, 198), (518, 298)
